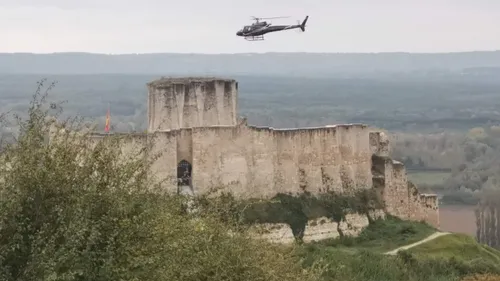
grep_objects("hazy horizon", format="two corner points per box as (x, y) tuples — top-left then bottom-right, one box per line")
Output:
(3, 52), (500, 75)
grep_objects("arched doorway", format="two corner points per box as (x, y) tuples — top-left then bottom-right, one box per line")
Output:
(177, 160), (192, 192)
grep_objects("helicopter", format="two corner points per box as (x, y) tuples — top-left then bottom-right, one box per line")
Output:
(236, 15), (309, 41)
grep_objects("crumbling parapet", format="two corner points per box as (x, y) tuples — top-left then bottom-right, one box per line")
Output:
(418, 193), (440, 228)
(369, 131), (390, 157)
(371, 148), (440, 228)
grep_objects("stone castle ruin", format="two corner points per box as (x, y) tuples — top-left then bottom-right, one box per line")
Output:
(89, 77), (439, 243)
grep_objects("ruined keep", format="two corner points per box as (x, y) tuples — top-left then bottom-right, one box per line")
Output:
(147, 77), (238, 131)
(90, 77), (440, 243)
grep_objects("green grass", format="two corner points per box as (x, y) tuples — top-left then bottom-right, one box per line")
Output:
(294, 217), (500, 281)
(407, 171), (450, 186)
(409, 233), (500, 264)
(296, 247), (464, 281)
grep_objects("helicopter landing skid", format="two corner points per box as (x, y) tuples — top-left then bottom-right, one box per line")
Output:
(244, 35), (264, 41)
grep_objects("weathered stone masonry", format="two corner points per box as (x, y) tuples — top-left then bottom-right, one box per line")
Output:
(90, 77), (440, 242)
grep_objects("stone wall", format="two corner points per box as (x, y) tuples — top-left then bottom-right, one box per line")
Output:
(371, 147), (439, 229)
(269, 124), (372, 196)
(131, 121), (374, 200)
(87, 123), (439, 237)
(147, 77), (238, 132)
(79, 76), (440, 243)
(249, 210), (386, 244)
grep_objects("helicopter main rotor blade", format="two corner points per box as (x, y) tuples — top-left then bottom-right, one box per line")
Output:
(263, 16), (290, 19)
(250, 16), (290, 20)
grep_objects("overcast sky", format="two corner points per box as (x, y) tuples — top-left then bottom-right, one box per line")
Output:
(2, 0), (500, 54)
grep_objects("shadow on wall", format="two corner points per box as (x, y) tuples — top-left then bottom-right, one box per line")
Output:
(222, 189), (384, 242)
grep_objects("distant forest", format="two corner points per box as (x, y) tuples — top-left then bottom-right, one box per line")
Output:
(2, 51), (500, 205)
(3, 51), (500, 76)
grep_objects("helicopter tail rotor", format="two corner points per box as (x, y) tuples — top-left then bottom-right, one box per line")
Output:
(299, 15), (308, 32)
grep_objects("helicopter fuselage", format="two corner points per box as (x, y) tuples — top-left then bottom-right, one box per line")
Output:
(236, 16), (308, 39)
(236, 24), (300, 37)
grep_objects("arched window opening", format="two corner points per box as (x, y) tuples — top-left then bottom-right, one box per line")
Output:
(177, 160), (192, 186)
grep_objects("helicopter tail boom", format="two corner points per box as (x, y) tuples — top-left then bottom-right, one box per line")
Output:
(300, 15), (309, 32)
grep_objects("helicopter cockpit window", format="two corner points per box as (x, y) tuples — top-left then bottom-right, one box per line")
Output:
(243, 26), (250, 32)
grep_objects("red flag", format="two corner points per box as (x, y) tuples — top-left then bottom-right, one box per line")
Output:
(104, 107), (110, 133)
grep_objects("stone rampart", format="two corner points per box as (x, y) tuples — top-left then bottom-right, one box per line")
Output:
(124, 122), (373, 200)
(78, 76), (440, 242)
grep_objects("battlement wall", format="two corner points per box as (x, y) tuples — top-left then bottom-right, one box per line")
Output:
(87, 122), (439, 229)
(408, 182), (440, 228)
(189, 123), (373, 198)
(92, 122), (374, 200)
(147, 77), (238, 132)
(80, 124), (438, 244)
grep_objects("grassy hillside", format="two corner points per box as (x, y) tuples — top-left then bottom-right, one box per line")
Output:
(409, 233), (500, 266)
(295, 218), (500, 281)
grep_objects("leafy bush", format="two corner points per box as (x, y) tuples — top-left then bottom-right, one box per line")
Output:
(0, 80), (318, 281)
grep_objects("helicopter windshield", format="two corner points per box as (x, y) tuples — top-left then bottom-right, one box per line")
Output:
(242, 26), (251, 32)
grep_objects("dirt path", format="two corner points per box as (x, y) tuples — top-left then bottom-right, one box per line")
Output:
(385, 231), (451, 255)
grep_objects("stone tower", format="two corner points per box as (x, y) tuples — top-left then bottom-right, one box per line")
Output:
(147, 77), (238, 132)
